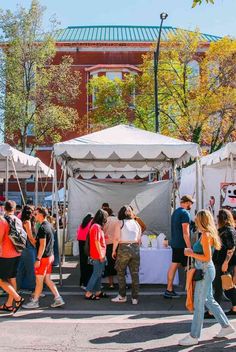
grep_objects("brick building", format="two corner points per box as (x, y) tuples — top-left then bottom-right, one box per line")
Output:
(2, 25), (221, 204)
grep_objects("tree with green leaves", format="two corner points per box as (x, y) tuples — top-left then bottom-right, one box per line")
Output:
(88, 31), (236, 152)
(0, 0), (81, 153)
(192, 0), (215, 7)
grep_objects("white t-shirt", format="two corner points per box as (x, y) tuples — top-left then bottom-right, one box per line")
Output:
(120, 219), (141, 243)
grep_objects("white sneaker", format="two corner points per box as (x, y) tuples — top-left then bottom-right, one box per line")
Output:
(111, 295), (127, 303)
(132, 298), (138, 305)
(179, 334), (198, 346)
(50, 296), (65, 308)
(215, 325), (235, 338)
(22, 300), (39, 309)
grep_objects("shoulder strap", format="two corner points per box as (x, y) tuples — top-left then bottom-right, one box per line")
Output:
(120, 220), (124, 230)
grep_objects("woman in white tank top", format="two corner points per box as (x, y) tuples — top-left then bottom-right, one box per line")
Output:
(111, 205), (141, 305)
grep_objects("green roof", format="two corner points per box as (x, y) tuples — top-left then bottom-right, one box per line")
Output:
(53, 25), (221, 43)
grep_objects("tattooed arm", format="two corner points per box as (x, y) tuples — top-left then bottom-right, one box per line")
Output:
(222, 247), (235, 273)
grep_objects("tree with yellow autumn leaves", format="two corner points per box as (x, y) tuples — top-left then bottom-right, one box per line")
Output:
(88, 30), (236, 152)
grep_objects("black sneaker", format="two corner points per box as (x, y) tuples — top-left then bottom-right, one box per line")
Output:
(163, 290), (180, 299)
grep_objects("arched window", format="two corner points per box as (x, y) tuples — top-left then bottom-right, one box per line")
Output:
(187, 60), (200, 88)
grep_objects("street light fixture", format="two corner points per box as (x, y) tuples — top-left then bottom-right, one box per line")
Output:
(154, 12), (168, 133)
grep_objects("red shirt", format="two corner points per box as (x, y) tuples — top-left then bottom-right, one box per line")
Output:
(89, 223), (106, 260)
(0, 217), (21, 258)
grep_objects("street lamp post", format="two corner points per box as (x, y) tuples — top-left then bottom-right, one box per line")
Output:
(154, 12), (168, 133)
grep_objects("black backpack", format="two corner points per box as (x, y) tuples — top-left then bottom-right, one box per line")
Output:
(4, 215), (27, 253)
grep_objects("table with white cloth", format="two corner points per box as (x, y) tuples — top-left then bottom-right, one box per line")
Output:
(126, 247), (179, 285)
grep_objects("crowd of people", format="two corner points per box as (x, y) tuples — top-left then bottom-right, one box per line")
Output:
(0, 196), (236, 347)
(162, 195), (236, 346)
(0, 201), (65, 313)
(76, 197), (236, 346)
(77, 203), (145, 304)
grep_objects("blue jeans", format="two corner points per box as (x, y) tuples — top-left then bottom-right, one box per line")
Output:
(16, 243), (36, 291)
(191, 260), (230, 338)
(86, 260), (105, 293)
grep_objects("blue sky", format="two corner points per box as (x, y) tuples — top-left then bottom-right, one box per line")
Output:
(2, 0), (236, 37)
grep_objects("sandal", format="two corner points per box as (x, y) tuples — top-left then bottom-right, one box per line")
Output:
(0, 304), (14, 312)
(84, 294), (100, 300)
(96, 291), (108, 298)
(13, 297), (25, 313)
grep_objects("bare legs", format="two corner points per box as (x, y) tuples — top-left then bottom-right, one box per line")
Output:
(167, 263), (180, 291)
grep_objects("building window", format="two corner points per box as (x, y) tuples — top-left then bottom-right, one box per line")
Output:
(187, 60), (200, 88)
(106, 71), (122, 80)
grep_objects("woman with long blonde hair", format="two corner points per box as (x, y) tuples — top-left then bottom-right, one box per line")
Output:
(179, 210), (235, 346)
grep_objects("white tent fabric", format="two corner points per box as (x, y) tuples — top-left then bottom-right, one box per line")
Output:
(179, 142), (236, 216)
(201, 142), (236, 167)
(45, 188), (67, 202)
(54, 124), (200, 177)
(67, 178), (172, 241)
(0, 143), (54, 178)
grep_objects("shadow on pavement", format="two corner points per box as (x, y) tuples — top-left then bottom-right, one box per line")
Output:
(90, 322), (236, 350)
(126, 337), (236, 351)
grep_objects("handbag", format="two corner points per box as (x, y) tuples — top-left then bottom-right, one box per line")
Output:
(193, 269), (204, 281)
(221, 272), (235, 290)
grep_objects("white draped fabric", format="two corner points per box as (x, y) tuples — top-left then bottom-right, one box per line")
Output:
(179, 142), (236, 216)
(126, 248), (179, 285)
(67, 178), (172, 240)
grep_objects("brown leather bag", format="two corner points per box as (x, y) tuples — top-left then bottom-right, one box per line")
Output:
(221, 273), (235, 291)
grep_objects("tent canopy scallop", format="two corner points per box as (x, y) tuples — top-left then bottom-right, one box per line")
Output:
(54, 125), (200, 177)
(0, 143), (54, 178)
(201, 142), (236, 168)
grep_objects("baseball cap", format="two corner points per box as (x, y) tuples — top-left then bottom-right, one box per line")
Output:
(180, 195), (195, 204)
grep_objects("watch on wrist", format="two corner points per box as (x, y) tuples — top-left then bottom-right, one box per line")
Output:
(36, 257), (41, 261)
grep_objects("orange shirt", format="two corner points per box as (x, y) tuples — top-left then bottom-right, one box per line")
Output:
(0, 217), (21, 258)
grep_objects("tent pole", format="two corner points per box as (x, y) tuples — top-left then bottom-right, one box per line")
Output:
(53, 154), (63, 287)
(35, 161), (39, 206)
(5, 156), (9, 201)
(201, 164), (205, 210)
(172, 161), (177, 210)
(62, 161), (67, 264)
(230, 153), (234, 182)
(196, 157), (200, 212)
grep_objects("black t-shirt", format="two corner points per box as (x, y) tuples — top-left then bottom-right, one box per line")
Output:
(213, 226), (236, 266)
(36, 221), (54, 258)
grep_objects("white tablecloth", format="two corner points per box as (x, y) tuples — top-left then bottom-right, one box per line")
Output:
(126, 248), (179, 285)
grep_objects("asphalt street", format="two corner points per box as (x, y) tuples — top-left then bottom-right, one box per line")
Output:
(0, 259), (235, 352)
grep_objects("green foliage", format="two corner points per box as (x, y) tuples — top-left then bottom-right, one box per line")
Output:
(0, 0), (81, 153)
(192, 0), (215, 8)
(88, 75), (136, 128)
(88, 29), (236, 152)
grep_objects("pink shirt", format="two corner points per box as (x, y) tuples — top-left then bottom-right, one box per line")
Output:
(76, 220), (92, 241)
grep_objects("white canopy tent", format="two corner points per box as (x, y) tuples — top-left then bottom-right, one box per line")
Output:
(179, 141), (236, 216)
(53, 124), (201, 259)
(54, 124), (200, 178)
(0, 143), (54, 205)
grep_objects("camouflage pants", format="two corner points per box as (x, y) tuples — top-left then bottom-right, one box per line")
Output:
(115, 243), (140, 299)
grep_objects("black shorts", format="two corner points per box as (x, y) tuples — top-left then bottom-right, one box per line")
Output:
(172, 248), (187, 267)
(0, 257), (20, 280)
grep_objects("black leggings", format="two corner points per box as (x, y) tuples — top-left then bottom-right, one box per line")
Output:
(78, 240), (93, 287)
(213, 264), (236, 306)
